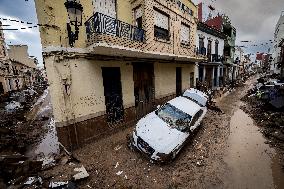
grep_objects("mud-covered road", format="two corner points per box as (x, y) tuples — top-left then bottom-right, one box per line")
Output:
(43, 77), (284, 189)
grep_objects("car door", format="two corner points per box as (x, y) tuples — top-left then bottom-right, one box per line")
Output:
(190, 109), (204, 132)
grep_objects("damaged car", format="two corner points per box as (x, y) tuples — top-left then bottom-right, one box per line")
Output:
(182, 88), (208, 107)
(130, 93), (207, 162)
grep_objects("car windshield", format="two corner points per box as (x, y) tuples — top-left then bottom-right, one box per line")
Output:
(183, 93), (207, 107)
(156, 103), (192, 132)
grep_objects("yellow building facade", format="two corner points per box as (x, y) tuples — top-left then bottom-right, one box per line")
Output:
(35, 0), (203, 149)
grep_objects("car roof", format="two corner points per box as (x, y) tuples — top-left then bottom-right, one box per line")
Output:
(168, 96), (201, 116)
(184, 88), (208, 98)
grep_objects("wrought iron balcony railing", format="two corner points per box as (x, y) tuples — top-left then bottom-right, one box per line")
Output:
(209, 54), (224, 62)
(85, 12), (145, 43)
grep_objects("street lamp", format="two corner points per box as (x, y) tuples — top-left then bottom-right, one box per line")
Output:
(64, 0), (83, 47)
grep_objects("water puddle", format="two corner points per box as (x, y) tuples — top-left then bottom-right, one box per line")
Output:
(224, 109), (284, 189)
(26, 89), (59, 160)
(35, 117), (59, 157)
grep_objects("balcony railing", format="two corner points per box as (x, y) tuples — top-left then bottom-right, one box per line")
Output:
(209, 54), (224, 62)
(85, 12), (145, 43)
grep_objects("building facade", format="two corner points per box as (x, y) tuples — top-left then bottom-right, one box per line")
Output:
(234, 47), (245, 77)
(35, 0), (204, 149)
(271, 11), (284, 75)
(0, 22), (38, 95)
(196, 21), (225, 89)
(205, 15), (237, 83)
(0, 22), (12, 94)
(8, 45), (39, 89)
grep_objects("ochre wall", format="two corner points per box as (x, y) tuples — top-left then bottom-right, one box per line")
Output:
(44, 56), (135, 125)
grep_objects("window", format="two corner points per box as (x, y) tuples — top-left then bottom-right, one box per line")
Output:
(199, 37), (206, 55)
(154, 9), (170, 40)
(134, 6), (143, 28)
(156, 103), (192, 132)
(215, 41), (219, 56)
(207, 40), (212, 57)
(181, 23), (190, 45)
(190, 110), (203, 127)
(190, 72), (194, 87)
(93, 0), (117, 18)
(199, 37), (204, 48)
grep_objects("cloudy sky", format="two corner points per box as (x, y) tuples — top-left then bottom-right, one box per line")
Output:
(0, 0), (284, 65)
(196, 0), (284, 54)
(0, 0), (42, 65)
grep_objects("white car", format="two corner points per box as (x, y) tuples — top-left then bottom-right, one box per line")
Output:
(130, 95), (207, 162)
(182, 88), (208, 107)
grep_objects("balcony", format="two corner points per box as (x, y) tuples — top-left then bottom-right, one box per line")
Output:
(84, 12), (202, 63)
(85, 12), (145, 45)
(209, 54), (224, 63)
(195, 47), (207, 56)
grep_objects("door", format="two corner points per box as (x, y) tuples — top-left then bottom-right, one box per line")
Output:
(190, 72), (194, 87)
(214, 67), (218, 87)
(102, 67), (124, 124)
(0, 82), (4, 94)
(207, 40), (212, 60)
(176, 67), (182, 96)
(133, 63), (154, 119)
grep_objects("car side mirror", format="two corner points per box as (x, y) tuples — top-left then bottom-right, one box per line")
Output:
(156, 105), (161, 109)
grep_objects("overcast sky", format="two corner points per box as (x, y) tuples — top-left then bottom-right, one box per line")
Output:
(214, 0), (284, 55)
(0, 0), (42, 65)
(0, 0), (283, 65)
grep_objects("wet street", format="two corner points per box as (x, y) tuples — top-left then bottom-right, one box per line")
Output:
(38, 77), (283, 189)
(217, 78), (284, 189)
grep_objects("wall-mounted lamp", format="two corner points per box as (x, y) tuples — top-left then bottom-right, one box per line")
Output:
(64, 0), (83, 47)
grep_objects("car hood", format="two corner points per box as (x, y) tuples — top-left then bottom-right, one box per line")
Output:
(136, 112), (188, 154)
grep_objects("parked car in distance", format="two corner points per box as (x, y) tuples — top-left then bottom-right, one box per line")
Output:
(182, 88), (208, 107)
(130, 95), (207, 162)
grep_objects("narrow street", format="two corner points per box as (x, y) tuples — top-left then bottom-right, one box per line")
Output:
(1, 0), (284, 188)
(217, 78), (284, 189)
(39, 77), (284, 189)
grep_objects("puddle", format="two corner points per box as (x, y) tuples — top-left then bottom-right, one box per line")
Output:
(34, 117), (59, 157)
(224, 109), (284, 189)
(26, 89), (59, 159)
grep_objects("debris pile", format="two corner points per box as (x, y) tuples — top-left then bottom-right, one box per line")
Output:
(241, 76), (284, 152)
(0, 85), (51, 188)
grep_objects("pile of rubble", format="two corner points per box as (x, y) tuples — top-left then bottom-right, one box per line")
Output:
(0, 84), (92, 188)
(0, 85), (49, 188)
(241, 76), (284, 151)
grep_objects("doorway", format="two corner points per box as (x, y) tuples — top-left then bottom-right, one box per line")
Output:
(0, 82), (4, 94)
(133, 63), (154, 119)
(102, 67), (124, 124)
(176, 67), (182, 96)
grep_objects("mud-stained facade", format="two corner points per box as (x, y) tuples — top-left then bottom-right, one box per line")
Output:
(0, 22), (11, 94)
(35, 0), (204, 149)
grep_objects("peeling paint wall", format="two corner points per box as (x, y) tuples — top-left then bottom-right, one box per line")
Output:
(44, 55), (135, 125)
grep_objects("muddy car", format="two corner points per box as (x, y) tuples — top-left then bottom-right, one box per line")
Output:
(182, 88), (208, 107)
(130, 96), (207, 162)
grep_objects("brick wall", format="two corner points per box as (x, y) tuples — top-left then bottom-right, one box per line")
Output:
(87, 0), (197, 58)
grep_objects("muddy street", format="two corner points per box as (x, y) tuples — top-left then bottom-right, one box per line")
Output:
(39, 77), (284, 188)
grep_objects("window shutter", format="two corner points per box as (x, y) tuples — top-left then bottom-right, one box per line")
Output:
(154, 10), (169, 30)
(134, 7), (143, 19)
(93, 0), (116, 18)
(181, 24), (190, 43)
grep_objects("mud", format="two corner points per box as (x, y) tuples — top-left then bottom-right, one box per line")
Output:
(41, 79), (257, 188)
